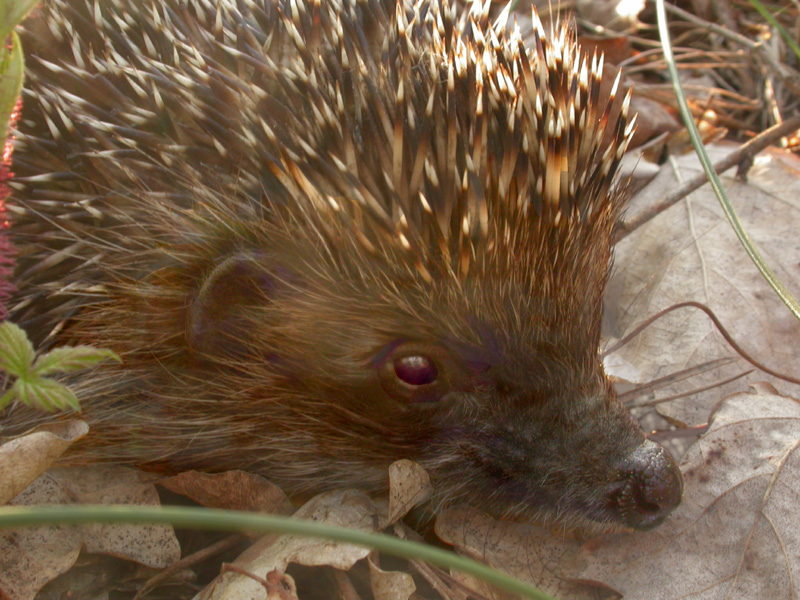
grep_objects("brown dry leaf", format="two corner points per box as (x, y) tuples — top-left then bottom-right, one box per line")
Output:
(52, 466), (180, 565)
(387, 459), (433, 525)
(198, 489), (384, 600)
(0, 474), (82, 600)
(0, 419), (88, 504)
(368, 552), (416, 600)
(160, 470), (294, 515)
(628, 96), (682, 149)
(575, 0), (645, 31)
(566, 384), (800, 599)
(445, 570), (518, 600)
(606, 144), (800, 428)
(434, 506), (596, 600)
(262, 570), (298, 599)
(0, 466), (180, 600)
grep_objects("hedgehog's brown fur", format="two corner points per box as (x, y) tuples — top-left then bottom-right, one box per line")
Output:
(7, 0), (682, 529)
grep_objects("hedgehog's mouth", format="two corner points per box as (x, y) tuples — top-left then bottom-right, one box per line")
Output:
(455, 439), (684, 531)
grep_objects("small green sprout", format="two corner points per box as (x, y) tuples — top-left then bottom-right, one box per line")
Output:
(0, 321), (120, 412)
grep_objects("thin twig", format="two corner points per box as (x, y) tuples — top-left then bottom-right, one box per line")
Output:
(604, 301), (800, 385)
(631, 369), (754, 408)
(665, 3), (800, 98)
(664, 3), (760, 49)
(616, 357), (738, 403)
(615, 115), (800, 241)
(133, 534), (246, 600)
(649, 424), (709, 444)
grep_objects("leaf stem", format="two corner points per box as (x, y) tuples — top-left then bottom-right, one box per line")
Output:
(0, 504), (557, 600)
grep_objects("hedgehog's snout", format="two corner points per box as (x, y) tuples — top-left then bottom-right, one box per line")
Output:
(604, 440), (684, 530)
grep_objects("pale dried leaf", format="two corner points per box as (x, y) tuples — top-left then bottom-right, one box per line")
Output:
(567, 386), (800, 599)
(0, 419), (88, 504)
(387, 459), (432, 525)
(198, 489), (384, 600)
(0, 475), (81, 600)
(43, 466), (181, 568)
(160, 470), (294, 514)
(434, 506), (595, 599)
(33, 555), (143, 600)
(606, 145), (800, 427)
(368, 552), (416, 600)
(264, 570), (298, 599)
(447, 570), (518, 600)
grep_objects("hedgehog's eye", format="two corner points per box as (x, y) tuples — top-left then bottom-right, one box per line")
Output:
(377, 342), (451, 404)
(393, 355), (438, 386)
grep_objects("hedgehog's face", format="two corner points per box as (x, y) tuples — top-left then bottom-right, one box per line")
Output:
(373, 337), (683, 530)
(357, 289), (683, 531)
(187, 248), (682, 531)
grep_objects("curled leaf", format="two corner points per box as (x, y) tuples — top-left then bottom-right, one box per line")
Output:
(10, 376), (81, 412)
(32, 346), (121, 376)
(0, 321), (35, 377)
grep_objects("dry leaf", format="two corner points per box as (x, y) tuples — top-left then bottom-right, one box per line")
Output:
(160, 470), (294, 515)
(0, 474), (82, 600)
(53, 466), (180, 566)
(387, 459), (432, 525)
(0, 419), (88, 504)
(0, 466), (180, 600)
(576, 0), (644, 30)
(435, 506), (595, 600)
(606, 145), (800, 427)
(567, 385), (800, 599)
(368, 552), (416, 600)
(445, 570), (518, 600)
(198, 489), (384, 600)
(628, 96), (682, 149)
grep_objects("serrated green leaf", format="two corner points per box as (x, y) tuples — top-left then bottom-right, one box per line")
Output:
(0, 321), (36, 377)
(33, 346), (121, 376)
(0, 31), (24, 138)
(0, 0), (41, 42)
(0, 386), (16, 411)
(15, 376), (81, 412)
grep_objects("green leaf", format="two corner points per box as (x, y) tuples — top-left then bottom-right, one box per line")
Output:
(0, 30), (23, 136)
(0, 386), (16, 411)
(33, 346), (121, 376)
(0, 321), (36, 377)
(0, 0), (41, 42)
(14, 376), (81, 412)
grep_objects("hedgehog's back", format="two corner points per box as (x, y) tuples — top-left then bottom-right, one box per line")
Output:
(11, 0), (633, 346)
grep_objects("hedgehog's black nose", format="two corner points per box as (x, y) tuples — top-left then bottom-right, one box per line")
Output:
(606, 440), (684, 530)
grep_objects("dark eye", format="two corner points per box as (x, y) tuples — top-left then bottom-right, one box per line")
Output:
(393, 355), (438, 386)
(376, 342), (451, 404)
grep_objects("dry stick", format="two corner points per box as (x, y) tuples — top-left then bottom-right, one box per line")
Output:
(133, 533), (246, 600)
(410, 557), (497, 600)
(330, 569), (361, 600)
(616, 357), (738, 404)
(649, 424), (709, 444)
(393, 521), (495, 600)
(219, 563), (296, 597)
(604, 301), (800, 385)
(635, 369), (754, 408)
(664, 3), (800, 98)
(664, 3), (761, 49)
(615, 115), (800, 242)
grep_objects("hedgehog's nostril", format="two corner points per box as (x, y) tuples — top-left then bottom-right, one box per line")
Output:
(605, 440), (684, 530)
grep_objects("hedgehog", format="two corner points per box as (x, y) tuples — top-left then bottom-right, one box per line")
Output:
(6, 0), (683, 530)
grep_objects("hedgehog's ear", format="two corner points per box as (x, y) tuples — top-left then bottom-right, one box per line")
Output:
(187, 251), (281, 358)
